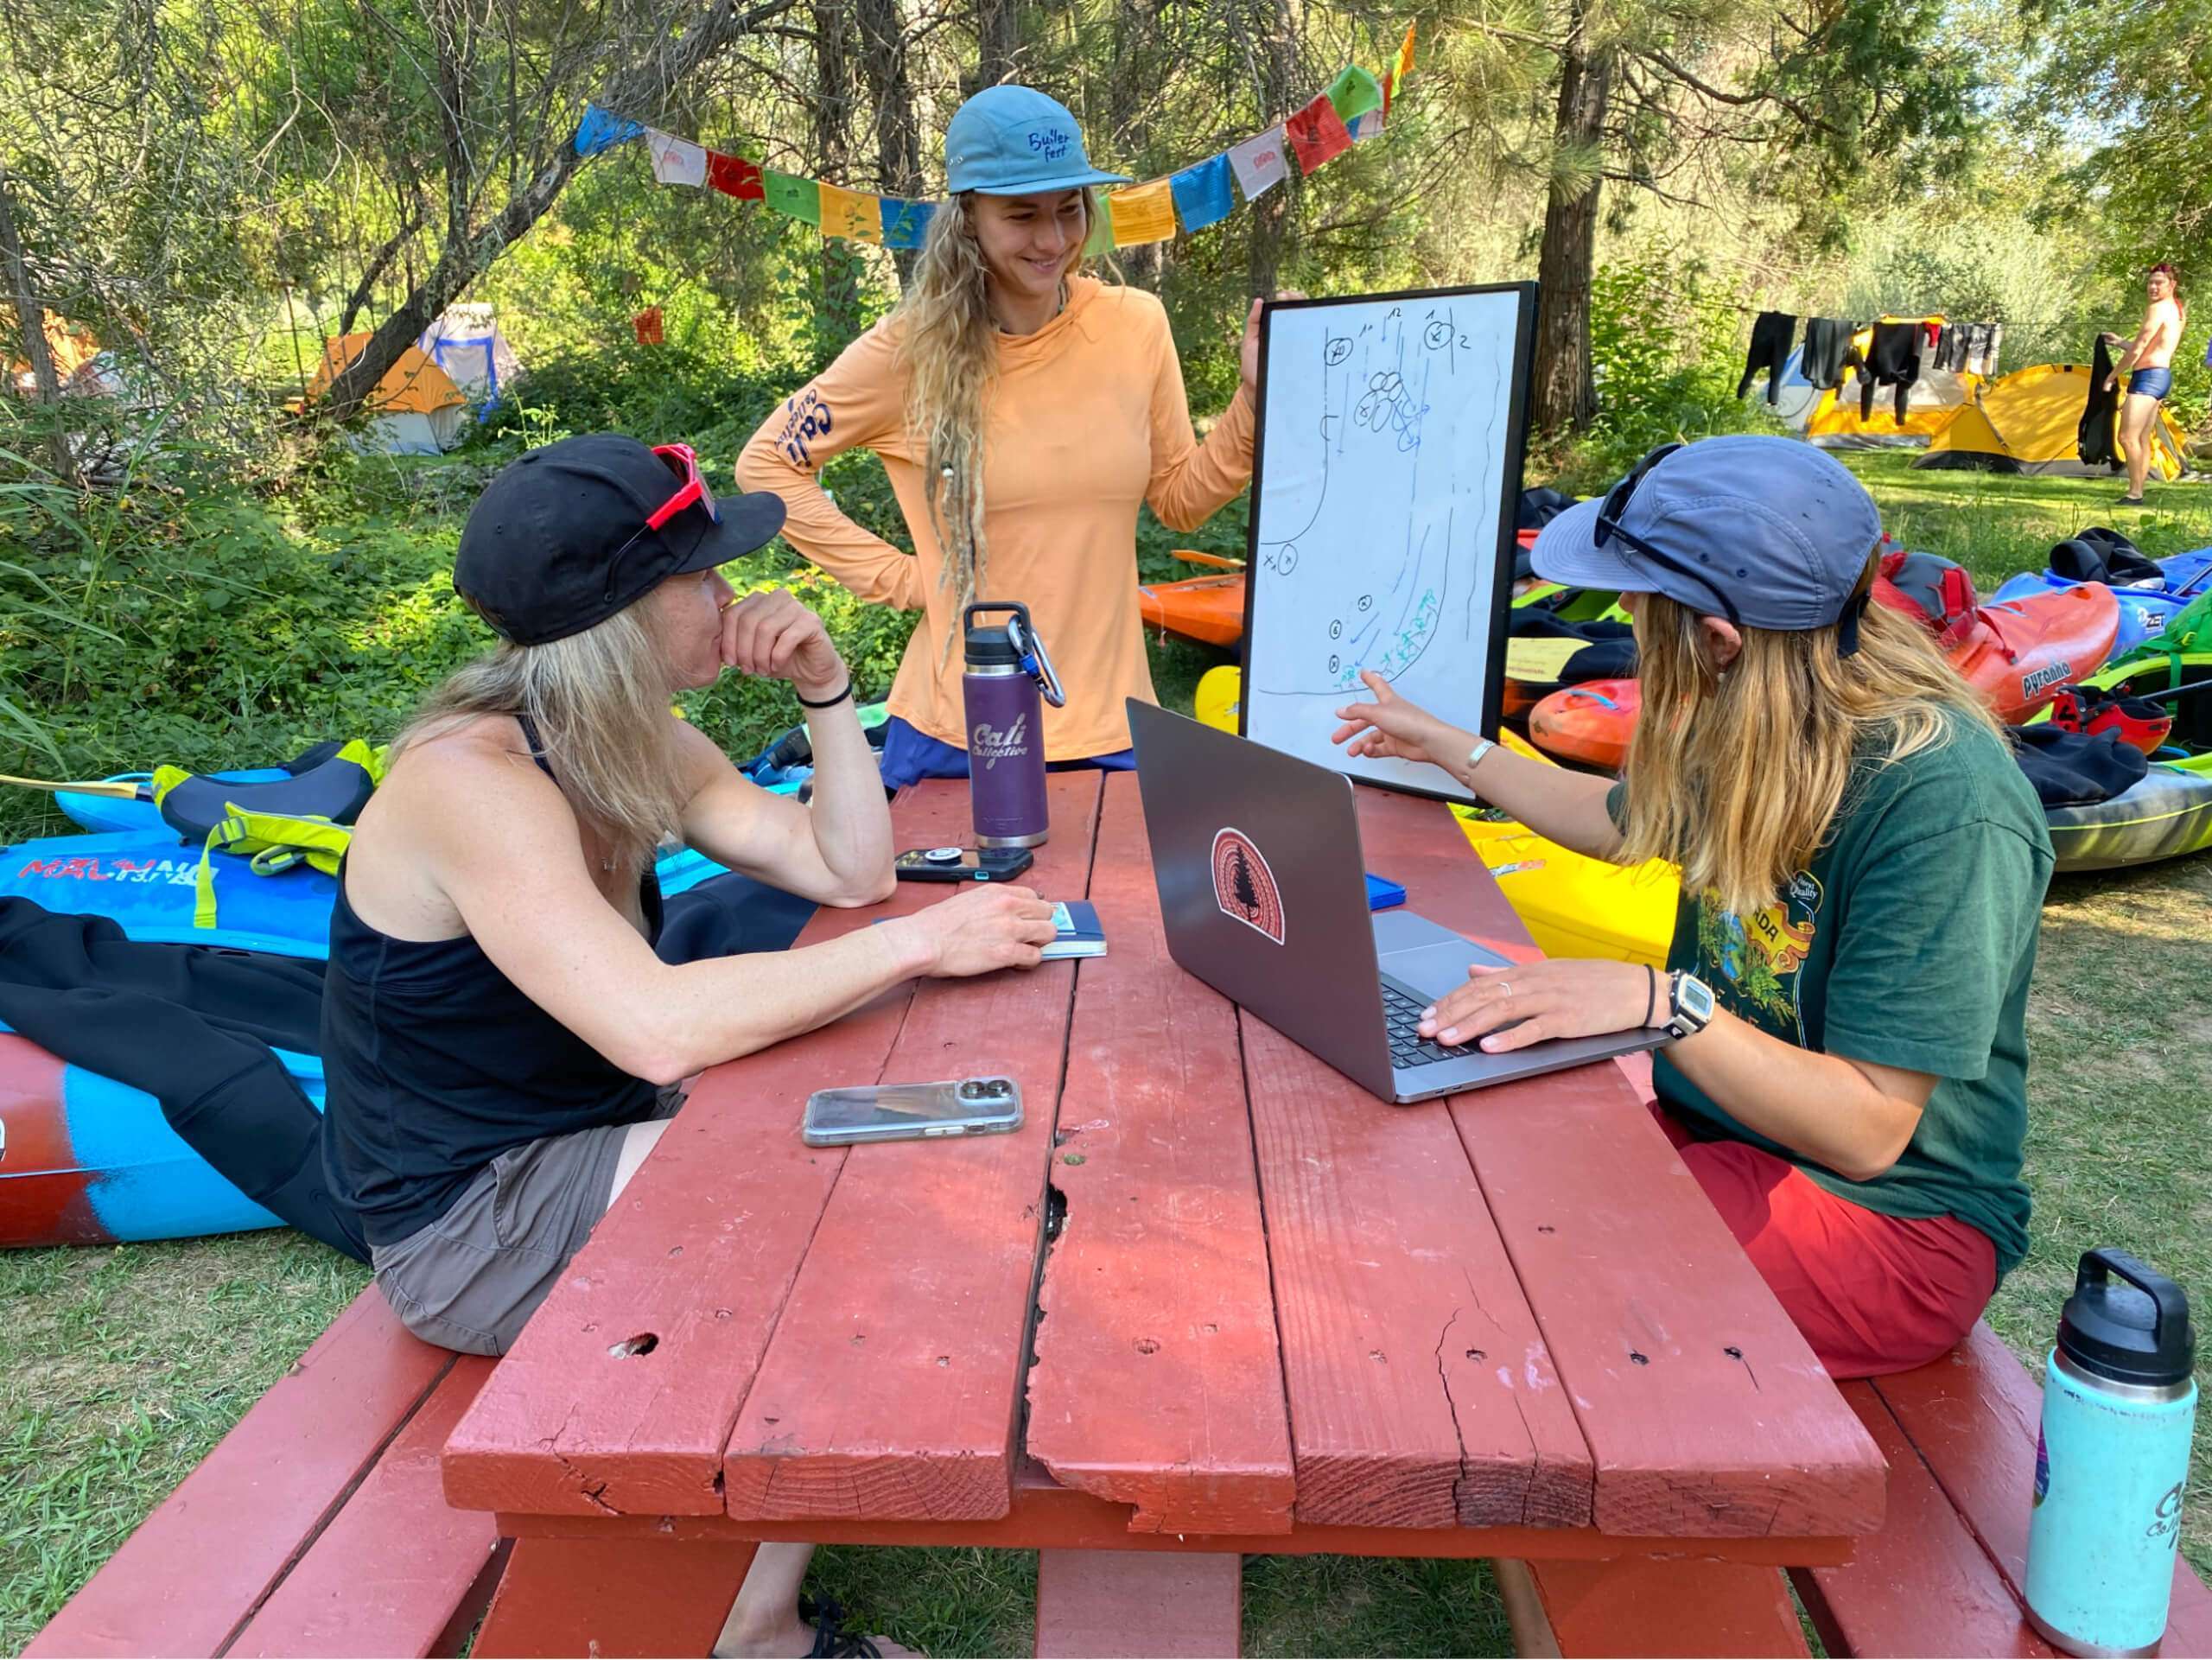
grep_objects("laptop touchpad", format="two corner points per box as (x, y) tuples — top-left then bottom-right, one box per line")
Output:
(1373, 913), (1513, 1002)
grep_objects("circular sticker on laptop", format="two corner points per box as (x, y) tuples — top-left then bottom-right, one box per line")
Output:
(1211, 827), (1285, 944)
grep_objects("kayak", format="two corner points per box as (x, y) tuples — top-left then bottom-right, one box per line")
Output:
(1143, 531), (1548, 651)
(2040, 654), (2212, 875)
(1190, 665), (1676, 966)
(1950, 583), (2122, 723)
(0, 1027), (322, 1248)
(1988, 574), (2188, 662)
(1527, 679), (1639, 773)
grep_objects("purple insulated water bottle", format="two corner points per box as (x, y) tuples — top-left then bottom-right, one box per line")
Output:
(963, 601), (1065, 849)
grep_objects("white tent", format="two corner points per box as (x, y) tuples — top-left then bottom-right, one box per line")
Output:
(417, 303), (524, 404)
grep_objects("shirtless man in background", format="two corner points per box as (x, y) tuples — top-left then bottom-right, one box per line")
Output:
(2106, 262), (2185, 505)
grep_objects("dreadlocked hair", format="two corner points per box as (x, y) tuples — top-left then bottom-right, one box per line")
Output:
(896, 188), (1097, 656)
(1618, 553), (2002, 919)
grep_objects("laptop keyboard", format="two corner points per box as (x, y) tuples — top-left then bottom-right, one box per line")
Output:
(1381, 979), (1474, 1070)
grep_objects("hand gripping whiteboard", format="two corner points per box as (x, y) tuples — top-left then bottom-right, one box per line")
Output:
(1238, 283), (1535, 803)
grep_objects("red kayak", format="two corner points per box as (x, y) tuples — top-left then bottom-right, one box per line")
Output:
(1947, 583), (2120, 723)
(1523, 586), (2123, 770)
(1528, 678), (1640, 772)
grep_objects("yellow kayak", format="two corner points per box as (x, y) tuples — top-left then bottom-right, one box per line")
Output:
(1191, 665), (1677, 968)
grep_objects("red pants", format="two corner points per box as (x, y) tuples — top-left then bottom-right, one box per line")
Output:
(1653, 1106), (1997, 1380)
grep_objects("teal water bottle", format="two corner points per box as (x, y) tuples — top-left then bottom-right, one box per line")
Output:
(2025, 1249), (2196, 1657)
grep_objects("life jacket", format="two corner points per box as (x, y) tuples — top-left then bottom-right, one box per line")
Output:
(1873, 550), (1978, 648)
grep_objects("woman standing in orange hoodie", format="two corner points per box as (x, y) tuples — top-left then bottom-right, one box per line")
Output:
(737, 85), (1275, 788)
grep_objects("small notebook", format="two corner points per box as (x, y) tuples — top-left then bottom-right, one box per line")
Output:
(1041, 901), (1108, 960)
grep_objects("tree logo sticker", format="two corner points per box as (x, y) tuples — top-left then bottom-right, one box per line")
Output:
(1211, 827), (1285, 944)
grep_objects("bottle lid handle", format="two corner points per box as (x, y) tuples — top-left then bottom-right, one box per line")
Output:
(2079, 1249), (2191, 1345)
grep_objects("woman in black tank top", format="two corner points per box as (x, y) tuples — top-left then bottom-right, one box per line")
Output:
(326, 434), (1052, 1657)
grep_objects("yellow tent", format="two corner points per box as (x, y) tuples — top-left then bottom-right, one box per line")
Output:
(306, 333), (468, 454)
(1916, 363), (2188, 480)
(1802, 317), (1978, 447)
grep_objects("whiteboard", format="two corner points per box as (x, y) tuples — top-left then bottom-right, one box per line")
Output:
(1239, 284), (1535, 803)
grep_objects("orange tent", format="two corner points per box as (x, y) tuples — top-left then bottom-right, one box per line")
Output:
(306, 333), (468, 453)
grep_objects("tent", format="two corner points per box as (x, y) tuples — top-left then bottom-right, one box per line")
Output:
(306, 334), (468, 454)
(1796, 319), (1979, 448)
(1916, 363), (2189, 480)
(416, 303), (524, 404)
(7, 311), (105, 396)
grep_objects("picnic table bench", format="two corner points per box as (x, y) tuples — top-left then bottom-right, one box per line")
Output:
(29, 771), (2207, 1657)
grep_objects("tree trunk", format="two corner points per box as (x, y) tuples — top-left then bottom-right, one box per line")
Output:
(0, 162), (75, 485)
(852, 0), (922, 285)
(315, 0), (801, 423)
(1532, 0), (1611, 436)
(1109, 0), (1160, 288)
(969, 0), (1020, 91)
(811, 0), (865, 360)
(1243, 0), (1299, 300)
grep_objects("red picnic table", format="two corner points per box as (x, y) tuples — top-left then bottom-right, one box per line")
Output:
(439, 771), (1886, 1657)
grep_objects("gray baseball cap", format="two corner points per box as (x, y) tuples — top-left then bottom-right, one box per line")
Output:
(1532, 436), (1885, 639)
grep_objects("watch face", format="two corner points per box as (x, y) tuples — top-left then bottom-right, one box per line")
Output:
(1681, 976), (1715, 1021)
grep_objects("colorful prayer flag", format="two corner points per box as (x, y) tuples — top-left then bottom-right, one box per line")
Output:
(575, 105), (644, 158)
(1083, 196), (1116, 257)
(819, 181), (883, 243)
(1350, 106), (1384, 142)
(1393, 21), (1416, 88)
(1325, 66), (1384, 125)
(1283, 93), (1353, 174)
(879, 198), (937, 249)
(647, 130), (708, 187)
(763, 170), (822, 226)
(1168, 154), (1236, 232)
(707, 150), (765, 200)
(1108, 179), (1178, 246)
(1227, 126), (1290, 202)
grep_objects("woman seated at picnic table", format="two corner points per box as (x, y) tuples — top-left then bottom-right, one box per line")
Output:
(321, 432), (1056, 1656)
(736, 83), (1279, 790)
(1331, 436), (2050, 1380)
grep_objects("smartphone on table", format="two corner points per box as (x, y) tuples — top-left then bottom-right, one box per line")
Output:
(802, 1076), (1024, 1146)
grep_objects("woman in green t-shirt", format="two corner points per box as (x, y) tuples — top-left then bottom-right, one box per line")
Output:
(1331, 436), (2051, 1378)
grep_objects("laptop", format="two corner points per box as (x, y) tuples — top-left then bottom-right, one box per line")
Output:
(1126, 700), (1666, 1103)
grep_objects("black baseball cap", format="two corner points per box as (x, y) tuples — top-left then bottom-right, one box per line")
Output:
(453, 433), (786, 646)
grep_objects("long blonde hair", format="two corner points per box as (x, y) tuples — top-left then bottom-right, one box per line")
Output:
(1618, 557), (2003, 918)
(394, 601), (687, 877)
(896, 188), (1097, 638)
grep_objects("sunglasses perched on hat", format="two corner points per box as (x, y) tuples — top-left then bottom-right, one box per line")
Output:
(1586, 441), (1873, 657)
(454, 432), (786, 647)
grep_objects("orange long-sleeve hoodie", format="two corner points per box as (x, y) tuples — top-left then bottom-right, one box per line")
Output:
(735, 276), (1255, 760)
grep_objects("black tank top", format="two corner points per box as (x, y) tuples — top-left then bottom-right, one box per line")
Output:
(321, 714), (662, 1246)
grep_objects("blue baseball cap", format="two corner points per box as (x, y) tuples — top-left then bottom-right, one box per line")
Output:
(944, 86), (1129, 195)
(1532, 436), (1885, 636)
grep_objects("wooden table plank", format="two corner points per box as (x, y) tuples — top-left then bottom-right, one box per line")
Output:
(1354, 788), (1888, 1541)
(1241, 1008), (1594, 1528)
(25, 1288), (450, 1660)
(1026, 774), (1297, 1536)
(722, 773), (1105, 1522)
(226, 1357), (503, 1658)
(442, 785), (976, 1519)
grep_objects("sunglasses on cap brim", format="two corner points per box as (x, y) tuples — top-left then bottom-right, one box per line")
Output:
(1592, 442), (1867, 656)
(604, 442), (722, 599)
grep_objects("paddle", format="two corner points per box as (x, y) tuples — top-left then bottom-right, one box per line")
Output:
(0, 773), (148, 800)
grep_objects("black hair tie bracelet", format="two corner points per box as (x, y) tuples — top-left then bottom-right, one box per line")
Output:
(797, 680), (855, 710)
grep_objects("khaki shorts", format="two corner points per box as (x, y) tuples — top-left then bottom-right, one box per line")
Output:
(371, 1085), (684, 1356)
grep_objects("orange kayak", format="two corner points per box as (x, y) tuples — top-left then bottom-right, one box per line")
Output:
(1140, 531), (1543, 651)
(1138, 571), (1247, 647)
(1528, 678), (1639, 772)
(1948, 583), (2121, 723)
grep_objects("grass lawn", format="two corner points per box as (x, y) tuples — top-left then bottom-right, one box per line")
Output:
(3, 460), (2209, 1655)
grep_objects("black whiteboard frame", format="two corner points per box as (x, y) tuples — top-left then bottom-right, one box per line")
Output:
(1236, 281), (1538, 805)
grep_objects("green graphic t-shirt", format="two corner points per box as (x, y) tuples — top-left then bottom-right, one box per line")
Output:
(1611, 715), (2052, 1275)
